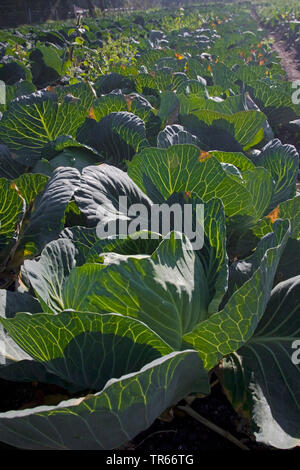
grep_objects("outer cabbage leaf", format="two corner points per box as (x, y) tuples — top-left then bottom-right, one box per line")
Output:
(221, 276), (300, 449)
(0, 178), (25, 268)
(0, 290), (47, 384)
(128, 144), (253, 218)
(76, 112), (149, 166)
(0, 310), (175, 392)
(0, 91), (87, 162)
(16, 167), (80, 259)
(26, 233), (210, 351)
(253, 195), (300, 240)
(157, 125), (199, 148)
(180, 109), (266, 151)
(74, 164), (153, 227)
(0, 145), (26, 179)
(209, 150), (255, 172)
(183, 220), (290, 369)
(0, 350), (208, 450)
(13, 173), (48, 206)
(246, 81), (299, 128)
(253, 139), (299, 213)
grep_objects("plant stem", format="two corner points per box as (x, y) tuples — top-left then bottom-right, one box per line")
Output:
(177, 403), (250, 451)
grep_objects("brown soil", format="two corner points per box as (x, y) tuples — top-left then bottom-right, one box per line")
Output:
(269, 33), (300, 82)
(268, 30), (300, 188)
(251, 6), (300, 81)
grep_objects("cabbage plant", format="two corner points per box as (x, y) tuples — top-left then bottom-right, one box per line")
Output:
(0, 177), (298, 449)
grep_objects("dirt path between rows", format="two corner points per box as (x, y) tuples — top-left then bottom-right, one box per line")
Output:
(265, 25), (300, 187)
(251, 6), (300, 187)
(269, 33), (300, 82)
(271, 34), (300, 188)
(251, 6), (300, 81)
